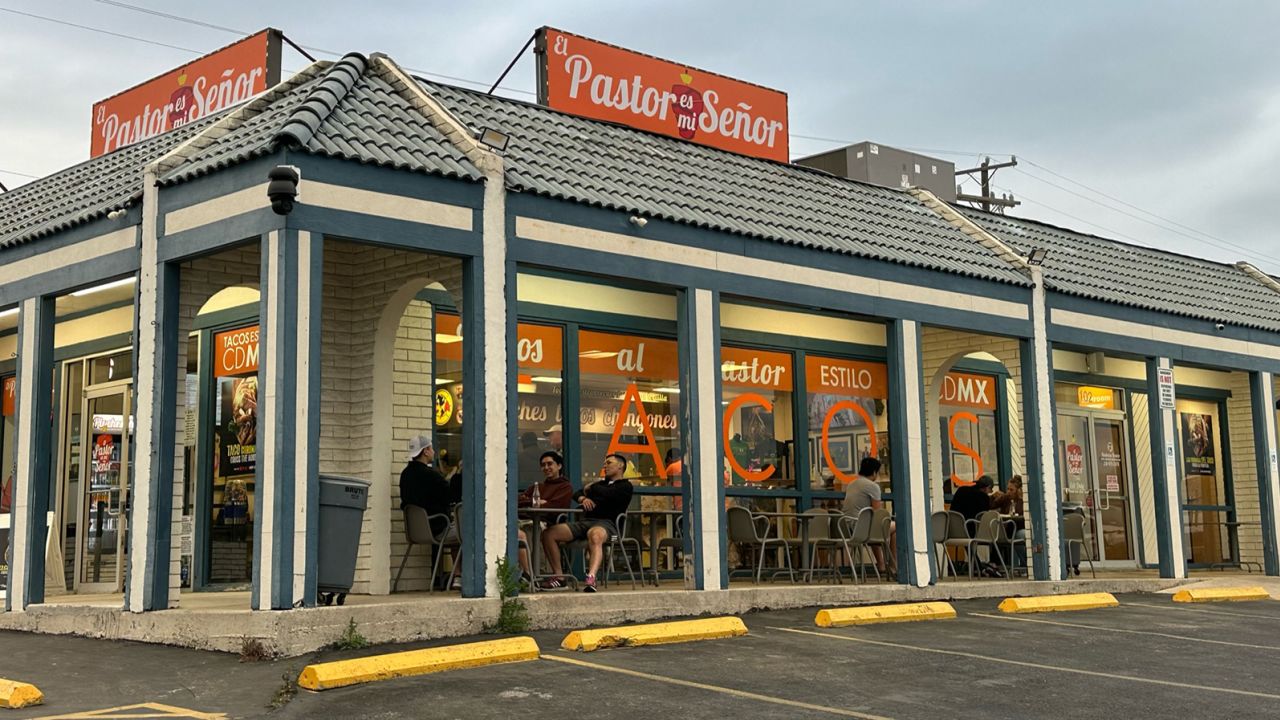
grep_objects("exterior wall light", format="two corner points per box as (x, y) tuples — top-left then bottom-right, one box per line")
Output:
(477, 127), (510, 152)
(629, 216), (648, 228)
(1027, 247), (1049, 266)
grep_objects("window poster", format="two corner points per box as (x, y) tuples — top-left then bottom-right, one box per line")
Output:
(1180, 412), (1215, 477)
(217, 376), (257, 477)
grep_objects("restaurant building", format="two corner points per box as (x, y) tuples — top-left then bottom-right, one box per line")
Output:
(2, 49), (1280, 624)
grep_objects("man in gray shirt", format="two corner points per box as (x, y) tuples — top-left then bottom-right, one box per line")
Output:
(842, 457), (895, 577)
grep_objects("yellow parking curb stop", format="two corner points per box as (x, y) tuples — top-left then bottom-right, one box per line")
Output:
(815, 602), (956, 627)
(0, 678), (43, 709)
(297, 636), (540, 691)
(998, 592), (1119, 614)
(1173, 587), (1272, 603)
(561, 616), (748, 651)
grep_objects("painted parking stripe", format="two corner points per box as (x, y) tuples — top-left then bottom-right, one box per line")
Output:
(542, 654), (893, 720)
(1126, 601), (1280, 621)
(970, 612), (1280, 651)
(770, 627), (1280, 701)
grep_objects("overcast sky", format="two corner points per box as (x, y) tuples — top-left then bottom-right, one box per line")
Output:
(3, 1), (1279, 272)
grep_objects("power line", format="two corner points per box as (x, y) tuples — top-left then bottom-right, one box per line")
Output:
(1019, 156), (1262, 258)
(1010, 166), (1280, 268)
(88, 0), (537, 95)
(0, 168), (40, 179)
(0, 6), (204, 54)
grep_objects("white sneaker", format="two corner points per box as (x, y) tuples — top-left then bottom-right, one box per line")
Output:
(450, 576), (462, 590)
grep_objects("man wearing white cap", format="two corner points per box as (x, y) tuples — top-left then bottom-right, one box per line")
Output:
(543, 424), (563, 453)
(400, 434), (452, 538)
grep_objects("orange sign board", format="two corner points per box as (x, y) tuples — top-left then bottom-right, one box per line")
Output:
(940, 372), (997, 410)
(214, 325), (259, 377)
(1077, 385), (1116, 410)
(434, 314), (564, 371)
(91, 29), (281, 157)
(805, 356), (888, 399)
(578, 330), (678, 379)
(536, 27), (789, 162)
(721, 346), (792, 391)
(2, 376), (13, 417)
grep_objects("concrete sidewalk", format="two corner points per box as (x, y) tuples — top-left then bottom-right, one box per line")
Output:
(0, 575), (1186, 657)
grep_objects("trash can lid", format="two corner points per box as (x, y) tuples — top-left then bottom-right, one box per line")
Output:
(318, 474), (371, 487)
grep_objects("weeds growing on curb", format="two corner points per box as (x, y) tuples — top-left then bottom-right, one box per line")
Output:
(332, 617), (369, 650)
(487, 555), (530, 634)
(268, 672), (297, 711)
(240, 636), (272, 662)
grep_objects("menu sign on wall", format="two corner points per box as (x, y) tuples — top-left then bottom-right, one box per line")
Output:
(536, 27), (790, 162)
(91, 29), (281, 157)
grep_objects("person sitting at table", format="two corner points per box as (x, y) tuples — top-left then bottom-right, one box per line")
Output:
(950, 475), (994, 531)
(515, 451), (573, 583)
(990, 475), (1024, 516)
(841, 457), (896, 577)
(539, 453), (635, 592)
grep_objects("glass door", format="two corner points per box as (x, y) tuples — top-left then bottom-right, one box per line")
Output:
(75, 387), (132, 592)
(1057, 412), (1136, 564)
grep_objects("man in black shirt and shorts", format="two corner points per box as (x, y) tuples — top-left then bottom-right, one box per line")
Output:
(539, 453), (634, 592)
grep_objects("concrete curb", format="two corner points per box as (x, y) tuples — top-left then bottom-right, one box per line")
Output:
(815, 602), (956, 627)
(560, 617), (748, 651)
(1172, 587), (1272, 603)
(0, 678), (43, 709)
(297, 636), (540, 691)
(998, 592), (1120, 614)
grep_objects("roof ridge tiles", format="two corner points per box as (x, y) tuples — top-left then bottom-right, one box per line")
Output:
(276, 53), (369, 150)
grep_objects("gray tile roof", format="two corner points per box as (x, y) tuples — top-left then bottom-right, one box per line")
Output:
(422, 81), (1032, 287)
(160, 54), (480, 186)
(965, 208), (1280, 332)
(0, 113), (220, 249)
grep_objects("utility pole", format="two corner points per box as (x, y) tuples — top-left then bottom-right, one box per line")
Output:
(956, 156), (1020, 213)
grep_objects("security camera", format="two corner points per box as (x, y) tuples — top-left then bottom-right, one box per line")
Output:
(629, 215), (648, 228)
(1215, 322), (1226, 331)
(267, 165), (301, 216)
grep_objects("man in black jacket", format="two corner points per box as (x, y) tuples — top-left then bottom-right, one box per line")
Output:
(539, 453), (634, 592)
(399, 434), (452, 538)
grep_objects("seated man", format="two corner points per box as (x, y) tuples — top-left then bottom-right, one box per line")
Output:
(516, 451), (573, 583)
(399, 434), (461, 589)
(950, 475), (995, 532)
(841, 457), (896, 576)
(539, 453), (634, 592)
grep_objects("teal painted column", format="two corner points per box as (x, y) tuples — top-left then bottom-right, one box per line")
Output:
(1147, 357), (1187, 578)
(887, 318), (933, 586)
(678, 287), (727, 590)
(254, 229), (323, 609)
(1249, 371), (1280, 575)
(5, 295), (55, 612)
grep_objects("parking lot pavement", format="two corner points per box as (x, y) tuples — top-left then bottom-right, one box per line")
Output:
(280, 594), (1280, 720)
(6, 593), (1280, 719)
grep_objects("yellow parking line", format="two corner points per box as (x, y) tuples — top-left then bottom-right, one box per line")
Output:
(769, 627), (1280, 700)
(970, 612), (1280, 651)
(542, 654), (893, 719)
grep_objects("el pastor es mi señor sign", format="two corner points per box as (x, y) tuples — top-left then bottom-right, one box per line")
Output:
(536, 27), (789, 162)
(90, 29), (281, 157)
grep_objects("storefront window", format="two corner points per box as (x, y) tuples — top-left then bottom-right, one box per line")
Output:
(939, 371), (999, 493)
(721, 346), (795, 490)
(208, 324), (258, 585)
(578, 330), (679, 489)
(804, 355), (890, 492)
(89, 350), (132, 385)
(1178, 398), (1229, 564)
(434, 313), (566, 490)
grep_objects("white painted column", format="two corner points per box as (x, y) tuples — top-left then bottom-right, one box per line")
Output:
(1028, 266), (1064, 580)
(889, 319), (933, 587)
(689, 288), (725, 590)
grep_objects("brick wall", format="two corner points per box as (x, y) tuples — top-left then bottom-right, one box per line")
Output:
(1226, 372), (1264, 565)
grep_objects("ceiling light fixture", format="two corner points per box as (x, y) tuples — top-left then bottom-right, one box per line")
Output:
(71, 277), (135, 297)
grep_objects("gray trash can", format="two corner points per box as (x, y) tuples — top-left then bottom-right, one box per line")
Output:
(317, 474), (370, 606)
